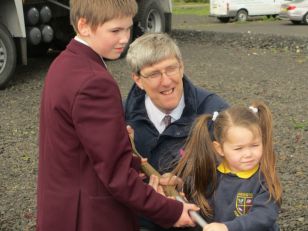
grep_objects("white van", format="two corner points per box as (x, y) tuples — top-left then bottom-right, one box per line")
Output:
(210, 0), (285, 22)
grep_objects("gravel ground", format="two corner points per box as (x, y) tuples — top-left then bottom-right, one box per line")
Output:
(0, 16), (307, 231)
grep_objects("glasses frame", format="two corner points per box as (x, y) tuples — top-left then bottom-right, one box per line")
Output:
(138, 63), (182, 80)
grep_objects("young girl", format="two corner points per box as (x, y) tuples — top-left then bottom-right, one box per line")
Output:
(174, 100), (282, 231)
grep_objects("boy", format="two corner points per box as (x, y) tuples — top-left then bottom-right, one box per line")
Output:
(36, 0), (198, 231)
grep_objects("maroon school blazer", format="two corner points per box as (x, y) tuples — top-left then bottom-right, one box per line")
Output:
(36, 39), (182, 231)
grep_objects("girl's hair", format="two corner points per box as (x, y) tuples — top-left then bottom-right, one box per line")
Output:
(174, 100), (282, 216)
(173, 114), (218, 218)
(214, 100), (282, 204)
(70, 0), (137, 33)
(126, 33), (183, 74)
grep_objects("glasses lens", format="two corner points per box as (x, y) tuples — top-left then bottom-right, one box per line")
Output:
(147, 72), (162, 79)
(166, 65), (180, 77)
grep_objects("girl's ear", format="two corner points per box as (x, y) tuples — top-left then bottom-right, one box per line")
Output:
(213, 141), (224, 157)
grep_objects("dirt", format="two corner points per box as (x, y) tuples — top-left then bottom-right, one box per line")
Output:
(0, 15), (307, 231)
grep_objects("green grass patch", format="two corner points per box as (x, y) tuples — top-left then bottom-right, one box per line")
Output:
(292, 118), (308, 130)
(173, 2), (209, 16)
(260, 15), (280, 22)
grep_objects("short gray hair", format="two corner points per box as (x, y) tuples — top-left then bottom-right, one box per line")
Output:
(126, 33), (182, 74)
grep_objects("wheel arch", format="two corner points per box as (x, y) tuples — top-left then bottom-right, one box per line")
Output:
(236, 8), (249, 21)
(237, 8), (249, 16)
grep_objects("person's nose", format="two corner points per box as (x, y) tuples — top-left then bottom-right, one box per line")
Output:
(120, 29), (131, 44)
(160, 72), (172, 85)
(243, 148), (253, 158)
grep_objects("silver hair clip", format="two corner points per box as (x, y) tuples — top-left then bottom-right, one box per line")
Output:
(249, 106), (258, 114)
(212, 111), (219, 121)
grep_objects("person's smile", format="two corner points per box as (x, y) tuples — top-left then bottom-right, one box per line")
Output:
(160, 88), (174, 95)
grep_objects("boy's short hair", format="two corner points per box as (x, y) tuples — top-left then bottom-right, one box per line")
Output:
(70, 0), (138, 32)
(126, 33), (183, 74)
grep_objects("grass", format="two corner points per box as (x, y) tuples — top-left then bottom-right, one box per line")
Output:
(173, 1), (210, 16)
(172, 1), (280, 22)
(260, 15), (281, 22)
(292, 119), (308, 130)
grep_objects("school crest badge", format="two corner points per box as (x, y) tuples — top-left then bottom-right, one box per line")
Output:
(234, 192), (253, 216)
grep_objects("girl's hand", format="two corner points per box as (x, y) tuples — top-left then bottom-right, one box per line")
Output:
(203, 222), (228, 231)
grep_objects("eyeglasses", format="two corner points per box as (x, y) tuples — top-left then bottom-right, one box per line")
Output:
(138, 64), (181, 79)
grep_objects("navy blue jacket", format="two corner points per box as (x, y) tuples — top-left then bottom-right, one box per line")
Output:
(125, 76), (228, 230)
(125, 76), (229, 174)
(212, 169), (280, 231)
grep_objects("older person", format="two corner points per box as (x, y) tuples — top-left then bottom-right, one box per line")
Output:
(124, 33), (229, 231)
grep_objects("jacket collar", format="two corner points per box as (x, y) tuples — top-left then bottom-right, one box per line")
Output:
(217, 162), (259, 179)
(66, 39), (107, 69)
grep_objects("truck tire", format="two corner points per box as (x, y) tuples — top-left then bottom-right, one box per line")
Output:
(136, 0), (166, 33)
(0, 24), (16, 89)
(303, 12), (308, 25)
(236, 10), (248, 22)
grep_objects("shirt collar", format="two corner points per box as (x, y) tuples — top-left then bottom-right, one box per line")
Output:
(74, 36), (107, 68)
(217, 162), (259, 179)
(74, 35), (88, 46)
(145, 95), (166, 130)
(145, 93), (185, 133)
(170, 94), (185, 121)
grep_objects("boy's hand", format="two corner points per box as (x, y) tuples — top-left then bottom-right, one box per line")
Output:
(148, 175), (165, 196)
(126, 125), (135, 141)
(173, 202), (199, 228)
(160, 173), (184, 192)
(203, 222), (228, 231)
(138, 158), (148, 179)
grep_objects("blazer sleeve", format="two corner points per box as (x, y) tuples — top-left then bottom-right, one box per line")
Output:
(71, 74), (182, 228)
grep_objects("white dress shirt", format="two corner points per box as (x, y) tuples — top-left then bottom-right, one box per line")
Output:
(74, 36), (107, 68)
(145, 94), (185, 134)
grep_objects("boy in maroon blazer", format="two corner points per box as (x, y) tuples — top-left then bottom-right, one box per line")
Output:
(36, 0), (199, 230)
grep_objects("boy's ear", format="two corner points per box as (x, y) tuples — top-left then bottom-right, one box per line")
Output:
(213, 141), (224, 157)
(132, 73), (144, 90)
(77, 18), (90, 36)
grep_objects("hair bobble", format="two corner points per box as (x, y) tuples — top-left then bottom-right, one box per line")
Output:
(249, 106), (258, 114)
(212, 111), (219, 121)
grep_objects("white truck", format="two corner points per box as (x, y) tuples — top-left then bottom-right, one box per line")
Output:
(210, 0), (285, 22)
(0, 0), (172, 89)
